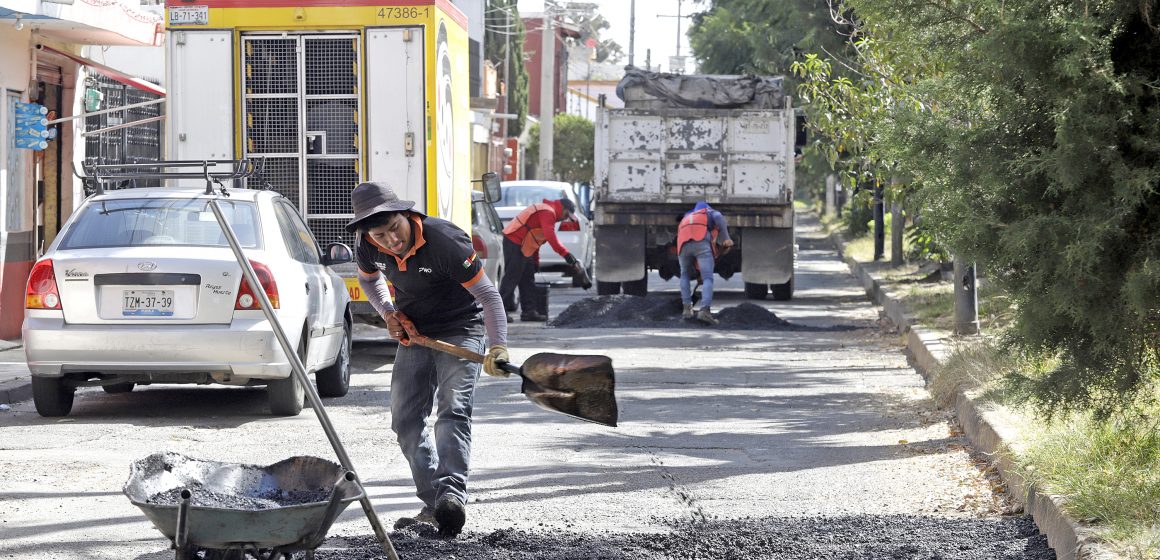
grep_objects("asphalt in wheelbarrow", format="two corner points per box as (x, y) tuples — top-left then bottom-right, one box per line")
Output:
(315, 514), (1054, 559)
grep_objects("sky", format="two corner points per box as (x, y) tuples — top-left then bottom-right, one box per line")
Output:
(516, 0), (698, 74)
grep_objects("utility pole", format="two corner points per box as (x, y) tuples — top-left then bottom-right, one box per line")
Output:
(628, 0), (636, 67)
(502, 0), (511, 139)
(538, 3), (555, 179)
(658, 0), (692, 73)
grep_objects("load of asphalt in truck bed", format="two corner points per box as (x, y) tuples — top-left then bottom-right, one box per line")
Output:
(318, 514), (1055, 559)
(548, 294), (856, 331)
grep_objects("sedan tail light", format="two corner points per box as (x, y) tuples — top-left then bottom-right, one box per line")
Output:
(559, 219), (580, 232)
(25, 259), (62, 310)
(235, 261), (280, 310)
(472, 233), (488, 258)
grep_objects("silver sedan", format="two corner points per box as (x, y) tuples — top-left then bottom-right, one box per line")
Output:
(23, 187), (353, 417)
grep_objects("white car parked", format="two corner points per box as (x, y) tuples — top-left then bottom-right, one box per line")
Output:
(494, 180), (595, 276)
(23, 186), (354, 417)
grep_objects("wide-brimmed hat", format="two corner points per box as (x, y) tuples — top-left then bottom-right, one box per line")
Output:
(345, 181), (416, 232)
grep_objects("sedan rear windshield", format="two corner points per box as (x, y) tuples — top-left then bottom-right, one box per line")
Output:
(499, 185), (569, 207)
(58, 198), (261, 250)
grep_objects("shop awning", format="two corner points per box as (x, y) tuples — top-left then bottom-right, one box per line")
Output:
(0, 1), (162, 46)
(37, 44), (166, 96)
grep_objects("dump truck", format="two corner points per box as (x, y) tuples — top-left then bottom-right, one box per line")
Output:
(164, 0), (472, 322)
(591, 68), (803, 300)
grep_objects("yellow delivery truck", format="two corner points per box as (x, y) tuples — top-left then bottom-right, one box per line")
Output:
(165, 0), (472, 319)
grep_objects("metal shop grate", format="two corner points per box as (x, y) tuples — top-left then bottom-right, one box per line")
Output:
(245, 97), (300, 154)
(308, 217), (355, 247)
(84, 74), (163, 188)
(248, 157), (301, 206)
(306, 159), (359, 215)
(305, 37), (359, 96)
(244, 38), (297, 95)
(305, 99), (358, 155)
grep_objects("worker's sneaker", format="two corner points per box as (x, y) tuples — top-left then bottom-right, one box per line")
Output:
(434, 495), (466, 538)
(393, 506), (436, 530)
(695, 307), (719, 325)
(682, 303), (694, 319)
(520, 311), (548, 322)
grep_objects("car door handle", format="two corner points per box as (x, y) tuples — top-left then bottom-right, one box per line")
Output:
(305, 283), (310, 294)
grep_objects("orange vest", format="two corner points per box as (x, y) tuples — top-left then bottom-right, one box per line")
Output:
(677, 209), (712, 252)
(503, 202), (557, 257)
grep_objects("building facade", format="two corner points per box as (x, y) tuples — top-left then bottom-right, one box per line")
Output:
(0, 0), (162, 340)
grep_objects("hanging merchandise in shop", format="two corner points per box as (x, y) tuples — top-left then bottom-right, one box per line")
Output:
(15, 102), (57, 151)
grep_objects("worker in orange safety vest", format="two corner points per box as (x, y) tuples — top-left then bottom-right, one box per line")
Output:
(500, 198), (577, 321)
(677, 201), (733, 325)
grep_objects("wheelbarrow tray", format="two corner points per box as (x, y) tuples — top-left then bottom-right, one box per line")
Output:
(124, 452), (363, 551)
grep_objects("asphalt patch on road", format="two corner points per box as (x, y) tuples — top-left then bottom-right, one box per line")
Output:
(548, 294), (859, 331)
(319, 515), (1054, 559)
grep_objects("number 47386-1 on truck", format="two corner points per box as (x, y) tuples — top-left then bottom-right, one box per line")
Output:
(592, 69), (806, 300)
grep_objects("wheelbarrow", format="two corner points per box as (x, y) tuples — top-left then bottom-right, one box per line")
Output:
(124, 451), (365, 560)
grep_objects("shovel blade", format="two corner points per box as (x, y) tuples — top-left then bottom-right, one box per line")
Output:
(518, 352), (618, 427)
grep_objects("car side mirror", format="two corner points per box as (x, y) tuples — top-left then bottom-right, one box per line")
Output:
(322, 242), (353, 266)
(482, 172), (501, 204)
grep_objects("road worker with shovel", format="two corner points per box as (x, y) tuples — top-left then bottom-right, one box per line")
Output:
(348, 181), (509, 538)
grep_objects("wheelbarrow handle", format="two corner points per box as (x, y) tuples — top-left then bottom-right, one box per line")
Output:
(408, 334), (523, 376)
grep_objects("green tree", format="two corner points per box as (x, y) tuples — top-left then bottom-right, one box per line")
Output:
(525, 114), (595, 184)
(788, 0), (1160, 417)
(485, 0), (529, 136)
(689, 0), (854, 80)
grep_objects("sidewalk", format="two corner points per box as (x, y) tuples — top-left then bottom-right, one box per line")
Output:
(0, 339), (31, 407)
(828, 230), (1119, 560)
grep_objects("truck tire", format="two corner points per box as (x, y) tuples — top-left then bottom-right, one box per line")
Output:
(771, 277), (794, 301)
(622, 276), (648, 297)
(316, 318), (352, 398)
(33, 376), (75, 417)
(596, 281), (621, 296)
(744, 282), (769, 300)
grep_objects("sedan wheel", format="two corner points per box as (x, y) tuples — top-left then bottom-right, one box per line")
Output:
(268, 338), (306, 416)
(316, 320), (352, 398)
(102, 382), (136, 394)
(32, 376), (75, 417)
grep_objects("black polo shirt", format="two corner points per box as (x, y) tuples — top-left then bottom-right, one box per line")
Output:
(355, 213), (485, 338)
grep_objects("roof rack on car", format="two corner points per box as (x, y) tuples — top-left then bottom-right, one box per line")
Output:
(79, 158), (270, 196)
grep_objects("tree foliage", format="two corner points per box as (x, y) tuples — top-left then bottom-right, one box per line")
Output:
(688, 0), (854, 80)
(563, 10), (623, 64)
(785, 0), (1160, 417)
(525, 114), (595, 184)
(485, 0), (529, 136)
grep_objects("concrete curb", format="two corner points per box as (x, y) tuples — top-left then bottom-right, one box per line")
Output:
(829, 230), (1119, 560)
(0, 376), (32, 407)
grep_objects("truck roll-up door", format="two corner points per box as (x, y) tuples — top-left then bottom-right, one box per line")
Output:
(167, 31), (233, 161)
(365, 27), (426, 210)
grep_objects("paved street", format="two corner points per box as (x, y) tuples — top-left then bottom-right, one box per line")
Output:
(0, 216), (1052, 558)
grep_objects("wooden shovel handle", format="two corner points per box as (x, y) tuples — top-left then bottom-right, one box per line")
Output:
(408, 334), (484, 363)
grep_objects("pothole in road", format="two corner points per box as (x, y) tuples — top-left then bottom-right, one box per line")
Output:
(549, 294), (861, 331)
(319, 515), (1054, 559)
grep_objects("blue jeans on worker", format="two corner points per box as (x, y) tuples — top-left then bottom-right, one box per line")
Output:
(679, 239), (715, 309)
(390, 333), (484, 508)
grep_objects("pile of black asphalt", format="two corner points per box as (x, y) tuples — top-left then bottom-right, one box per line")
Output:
(319, 515), (1055, 559)
(548, 294), (858, 331)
